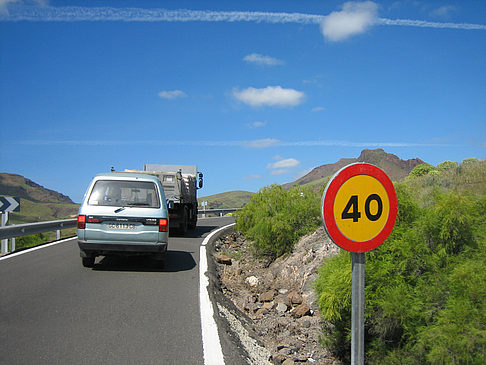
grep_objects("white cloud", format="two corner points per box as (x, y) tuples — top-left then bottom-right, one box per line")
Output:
(267, 158), (300, 169)
(246, 121), (267, 129)
(311, 106), (326, 112)
(233, 86), (305, 108)
(320, 1), (379, 41)
(158, 90), (187, 99)
(243, 53), (284, 66)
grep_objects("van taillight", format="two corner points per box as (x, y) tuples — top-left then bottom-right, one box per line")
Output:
(159, 218), (168, 232)
(78, 215), (86, 229)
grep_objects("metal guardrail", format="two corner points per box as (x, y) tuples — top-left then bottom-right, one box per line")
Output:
(0, 210), (239, 253)
(0, 218), (77, 241)
(0, 209), (239, 240)
(198, 208), (238, 217)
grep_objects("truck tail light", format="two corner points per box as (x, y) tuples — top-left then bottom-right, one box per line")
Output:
(78, 215), (86, 229)
(159, 218), (168, 232)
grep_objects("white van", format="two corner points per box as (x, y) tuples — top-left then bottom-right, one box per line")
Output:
(77, 172), (169, 268)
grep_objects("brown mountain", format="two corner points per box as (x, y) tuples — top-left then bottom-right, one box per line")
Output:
(0, 173), (74, 204)
(284, 148), (425, 189)
(0, 173), (78, 224)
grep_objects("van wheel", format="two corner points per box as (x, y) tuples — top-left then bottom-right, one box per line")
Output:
(82, 257), (95, 268)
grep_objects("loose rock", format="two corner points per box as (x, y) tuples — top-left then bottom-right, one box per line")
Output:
(260, 289), (276, 302)
(276, 302), (288, 313)
(215, 254), (232, 265)
(245, 275), (259, 287)
(292, 303), (311, 318)
(286, 292), (304, 306)
(214, 227), (341, 364)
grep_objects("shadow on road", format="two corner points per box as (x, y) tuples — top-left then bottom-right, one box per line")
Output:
(87, 223), (226, 272)
(92, 249), (196, 273)
(169, 225), (219, 238)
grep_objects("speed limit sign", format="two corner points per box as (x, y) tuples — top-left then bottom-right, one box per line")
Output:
(321, 163), (397, 252)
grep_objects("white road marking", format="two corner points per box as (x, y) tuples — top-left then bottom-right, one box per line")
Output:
(199, 223), (235, 365)
(0, 237), (76, 261)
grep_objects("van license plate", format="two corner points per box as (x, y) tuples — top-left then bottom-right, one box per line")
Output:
(108, 223), (136, 230)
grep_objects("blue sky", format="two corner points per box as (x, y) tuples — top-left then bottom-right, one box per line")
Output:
(1, 0), (485, 203)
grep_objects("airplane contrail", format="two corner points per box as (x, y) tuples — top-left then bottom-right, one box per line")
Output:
(2, 5), (486, 31)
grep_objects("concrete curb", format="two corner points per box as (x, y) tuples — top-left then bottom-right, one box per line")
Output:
(205, 225), (272, 365)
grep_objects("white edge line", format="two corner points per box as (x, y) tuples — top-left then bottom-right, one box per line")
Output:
(0, 236), (76, 261)
(200, 223), (235, 365)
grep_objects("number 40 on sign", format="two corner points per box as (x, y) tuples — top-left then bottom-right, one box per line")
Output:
(321, 163), (397, 253)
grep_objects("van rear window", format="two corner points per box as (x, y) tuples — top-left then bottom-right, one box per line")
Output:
(88, 180), (160, 208)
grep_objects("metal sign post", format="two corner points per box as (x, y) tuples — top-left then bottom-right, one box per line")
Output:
(202, 201), (208, 218)
(1, 211), (8, 254)
(351, 252), (365, 364)
(1, 197), (21, 254)
(321, 163), (397, 365)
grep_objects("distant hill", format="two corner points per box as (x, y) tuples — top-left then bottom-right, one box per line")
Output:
(0, 173), (74, 204)
(0, 173), (78, 224)
(197, 149), (425, 209)
(283, 148), (425, 189)
(198, 190), (254, 209)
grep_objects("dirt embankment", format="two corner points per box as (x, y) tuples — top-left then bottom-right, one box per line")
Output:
(213, 227), (342, 365)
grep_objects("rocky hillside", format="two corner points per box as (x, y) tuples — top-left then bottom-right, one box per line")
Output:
(0, 173), (74, 204)
(284, 148), (424, 189)
(202, 149), (425, 209)
(213, 228), (341, 364)
(0, 173), (78, 224)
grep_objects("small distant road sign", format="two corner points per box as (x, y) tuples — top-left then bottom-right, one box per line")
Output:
(0, 197), (20, 213)
(321, 163), (397, 253)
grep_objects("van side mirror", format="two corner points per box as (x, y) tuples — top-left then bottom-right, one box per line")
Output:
(198, 172), (203, 189)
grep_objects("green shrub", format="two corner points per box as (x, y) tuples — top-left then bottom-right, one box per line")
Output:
(16, 233), (49, 249)
(315, 182), (486, 364)
(409, 163), (437, 178)
(235, 184), (320, 259)
(461, 157), (479, 165)
(437, 160), (458, 170)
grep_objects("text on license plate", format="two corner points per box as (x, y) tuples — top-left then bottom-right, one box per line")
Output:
(108, 223), (136, 230)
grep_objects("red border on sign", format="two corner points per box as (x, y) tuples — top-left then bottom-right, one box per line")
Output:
(322, 163), (397, 253)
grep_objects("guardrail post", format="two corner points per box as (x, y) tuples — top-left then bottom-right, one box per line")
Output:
(11, 237), (15, 252)
(1, 212), (8, 254)
(56, 230), (61, 240)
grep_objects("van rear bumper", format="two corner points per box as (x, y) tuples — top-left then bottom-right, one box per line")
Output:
(78, 240), (168, 257)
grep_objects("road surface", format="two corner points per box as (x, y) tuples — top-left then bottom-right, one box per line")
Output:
(0, 217), (235, 365)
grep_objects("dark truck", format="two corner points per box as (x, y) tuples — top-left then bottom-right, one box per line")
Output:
(125, 164), (203, 234)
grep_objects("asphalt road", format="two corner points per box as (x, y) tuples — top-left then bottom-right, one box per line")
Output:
(0, 216), (234, 365)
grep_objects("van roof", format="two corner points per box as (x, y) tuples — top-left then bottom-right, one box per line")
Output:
(94, 172), (160, 182)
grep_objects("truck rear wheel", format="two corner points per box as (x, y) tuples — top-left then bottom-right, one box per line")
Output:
(180, 208), (189, 235)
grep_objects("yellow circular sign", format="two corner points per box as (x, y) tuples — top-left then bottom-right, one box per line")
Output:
(333, 174), (390, 242)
